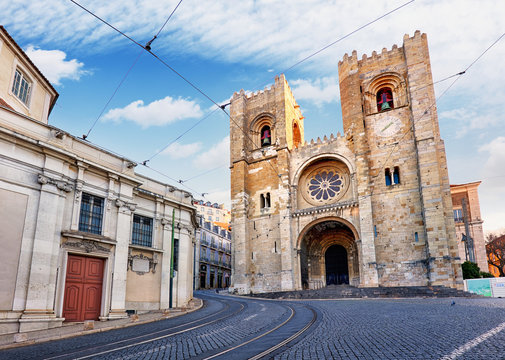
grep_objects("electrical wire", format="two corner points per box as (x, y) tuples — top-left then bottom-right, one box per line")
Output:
(282, 0), (414, 74)
(144, 107), (221, 163)
(146, 0), (416, 170)
(70, 0), (233, 200)
(142, 163), (207, 197)
(181, 164), (227, 183)
(155, 0), (183, 38)
(370, 29), (505, 196)
(78, 0), (184, 139)
(69, 0), (291, 179)
(83, 49), (143, 139)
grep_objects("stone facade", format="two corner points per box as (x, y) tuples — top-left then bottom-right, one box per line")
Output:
(229, 31), (463, 294)
(0, 27), (197, 335)
(450, 182), (487, 271)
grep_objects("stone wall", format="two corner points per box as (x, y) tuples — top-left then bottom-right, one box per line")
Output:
(230, 31), (463, 294)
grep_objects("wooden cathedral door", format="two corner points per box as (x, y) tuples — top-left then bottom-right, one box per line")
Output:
(63, 255), (104, 322)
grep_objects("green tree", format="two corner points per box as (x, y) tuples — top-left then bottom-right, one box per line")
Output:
(480, 271), (494, 278)
(462, 261), (481, 279)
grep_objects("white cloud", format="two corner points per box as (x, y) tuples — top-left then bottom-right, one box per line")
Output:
(291, 77), (339, 106)
(440, 108), (499, 138)
(478, 137), (505, 233)
(479, 137), (505, 180)
(193, 136), (230, 169)
(161, 141), (202, 159)
(5, 0), (505, 236)
(103, 96), (203, 128)
(202, 189), (231, 210)
(24, 46), (87, 85)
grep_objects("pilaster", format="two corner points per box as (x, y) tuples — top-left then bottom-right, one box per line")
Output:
(20, 173), (71, 331)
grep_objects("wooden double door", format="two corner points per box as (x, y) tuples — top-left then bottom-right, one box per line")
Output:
(63, 255), (104, 322)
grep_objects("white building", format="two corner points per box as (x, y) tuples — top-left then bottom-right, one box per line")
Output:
(0, 26), (197, 334)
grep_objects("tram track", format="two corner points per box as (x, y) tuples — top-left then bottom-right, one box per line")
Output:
(8, 293), (318, 360)
(43, 296), (245, 360)
(202, 299), (317, 360)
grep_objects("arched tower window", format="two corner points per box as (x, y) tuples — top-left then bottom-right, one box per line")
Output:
(393, 166), (400, 184)
(385, 168), (392, 186)
(260, 125), (271, 147)
(376, 87), (394, 112)
(293, 122), (301, 148)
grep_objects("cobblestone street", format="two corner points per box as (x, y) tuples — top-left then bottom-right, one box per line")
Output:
(1, 293), (504, 359)
(273, 297), (505, 360)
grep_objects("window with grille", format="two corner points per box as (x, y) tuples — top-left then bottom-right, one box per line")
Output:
(12, 69), (32, 105)
(132, 214), (153, 247)
(78, 193), (104, 234)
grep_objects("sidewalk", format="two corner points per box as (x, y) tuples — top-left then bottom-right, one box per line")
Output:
(0, 298), (203, 350)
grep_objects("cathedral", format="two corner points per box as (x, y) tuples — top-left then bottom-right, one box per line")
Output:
(229, 31), (463, 294)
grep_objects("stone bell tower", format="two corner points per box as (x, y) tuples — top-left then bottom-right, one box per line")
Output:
(229, 75), (304, 294)
(338, 31), (462, 287)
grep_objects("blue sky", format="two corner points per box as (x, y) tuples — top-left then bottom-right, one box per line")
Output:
(3, 0), (505, 234)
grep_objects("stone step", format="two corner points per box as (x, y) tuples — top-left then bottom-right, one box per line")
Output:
(249, 285), (480, 300)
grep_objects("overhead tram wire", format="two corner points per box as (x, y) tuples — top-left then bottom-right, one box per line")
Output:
(368, 75), (460, 197)
(253, 0), (414, 91)
(369, 29), (505, 198)
(283, 0), (414, 73)
(66, 2), (285, 180)
(71, 2), (283, 202)
(144, 107), (221, 163)
(180, 164), (228, 184)
(71, 1), (413, 181)
(83, 49), (143, 139)
(142, 163), (205, 197)
(155, 0), (183, 37)
(77, 0), (184, 139)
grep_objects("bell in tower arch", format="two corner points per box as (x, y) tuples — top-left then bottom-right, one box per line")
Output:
(377, 88), (393, 112)
(261, 126), (271, 146)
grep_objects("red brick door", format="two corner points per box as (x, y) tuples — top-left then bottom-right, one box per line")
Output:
(63, 255), (104, 322)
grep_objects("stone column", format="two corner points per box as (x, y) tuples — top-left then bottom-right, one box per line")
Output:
(70, 163), (86, 231)
(357, 195), (379, 287)
(108, 199), (134, 319)
(176, 227), (193, 307)
(159, 215), (171, 309)
(19, 174), (71, 332)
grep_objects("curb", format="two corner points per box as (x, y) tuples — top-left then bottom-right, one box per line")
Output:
(0, 298), (203, 351)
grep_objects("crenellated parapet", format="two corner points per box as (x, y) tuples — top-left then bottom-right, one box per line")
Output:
(338, 30), (425, 69)
(292, 131), (348, 155)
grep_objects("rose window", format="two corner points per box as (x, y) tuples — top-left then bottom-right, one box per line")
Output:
(307, 170), (343, 202)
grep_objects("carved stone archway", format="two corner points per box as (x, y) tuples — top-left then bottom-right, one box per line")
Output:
(299, 219), (359, 289)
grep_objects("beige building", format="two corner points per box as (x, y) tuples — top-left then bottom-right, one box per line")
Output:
(194, 200), (231, 225)
(450, 182), (487, 271)
(229, 31), (463, 294)
(0, 26), (197, 334)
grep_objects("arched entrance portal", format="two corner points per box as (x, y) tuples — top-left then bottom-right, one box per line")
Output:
(299, 220), (359, 289)
(325, 245), (349, 285)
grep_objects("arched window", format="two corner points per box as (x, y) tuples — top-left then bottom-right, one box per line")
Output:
(376, 87), (394, 112)
(260, 125), (271, 147)
(260, 192), (271, 209)
(385, 168), (392, 186)
(293, 122), (301, 148)
(393, 166), (400, 184)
